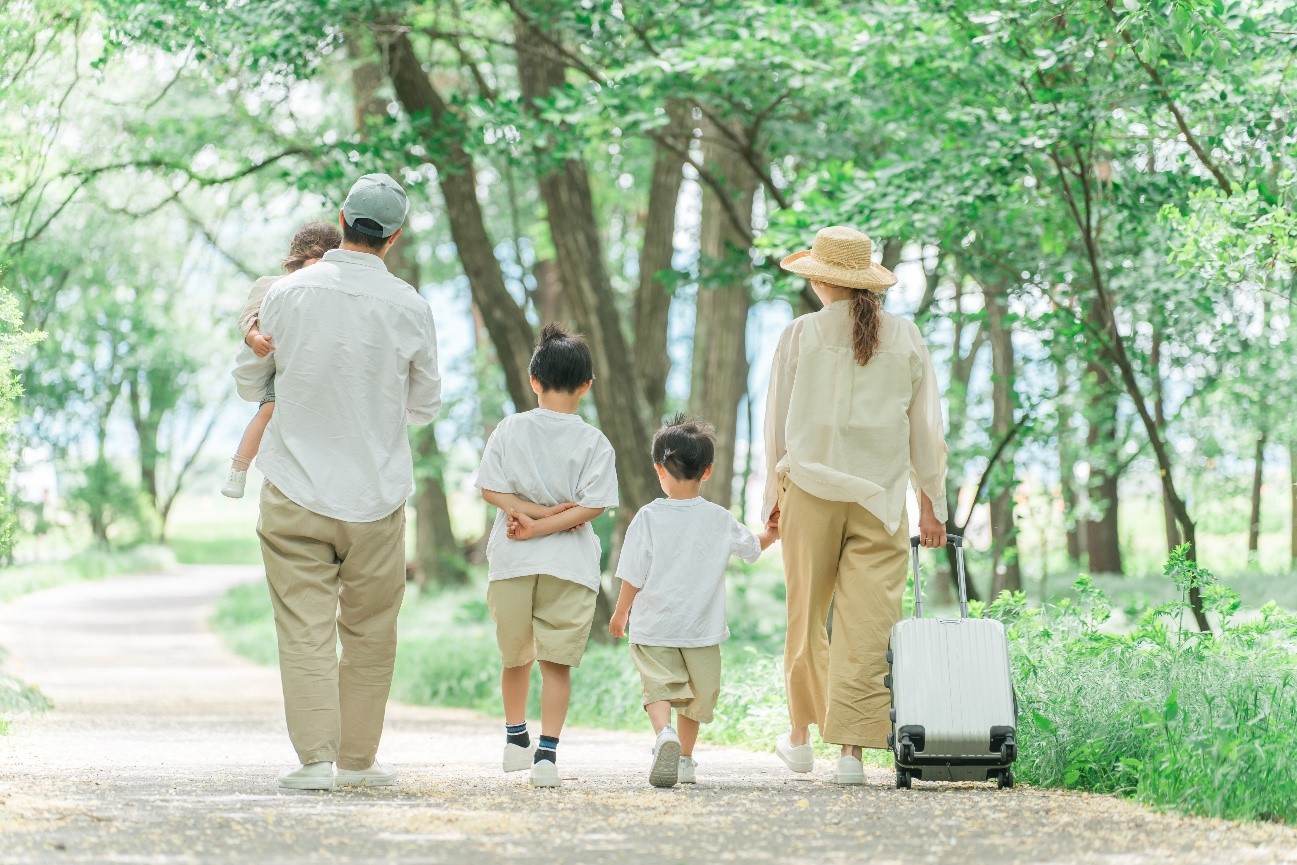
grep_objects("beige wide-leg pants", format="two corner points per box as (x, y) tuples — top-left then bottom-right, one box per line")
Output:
(257, 481), (406, 770)
(780, 477), (908, 748)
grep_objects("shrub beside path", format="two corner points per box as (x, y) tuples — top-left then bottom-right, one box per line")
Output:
(0, 567), (1294, 865)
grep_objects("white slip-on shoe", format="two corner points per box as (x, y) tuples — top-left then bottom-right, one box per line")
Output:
(278, 761), (334, 790)
(834, 755), (865, 785)
(530, 759), (560, 788)
(776, 732), (815, 774)
(678, 756), (697, 784)
(503, 742), (535, 772)
(221, 467), (248, 499)
(335, 762), (398, 787)
(650, 727), (681, 788)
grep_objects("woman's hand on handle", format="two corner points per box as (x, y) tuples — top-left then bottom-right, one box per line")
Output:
(918, 492), (947, 549)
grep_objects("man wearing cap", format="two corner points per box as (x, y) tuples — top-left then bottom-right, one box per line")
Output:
(233, 173), (441, 790)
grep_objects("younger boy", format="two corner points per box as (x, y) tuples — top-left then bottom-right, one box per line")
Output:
(609, 415), (778, 788)
(475, 324), (619, 788)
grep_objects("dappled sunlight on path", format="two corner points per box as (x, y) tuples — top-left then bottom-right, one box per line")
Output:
(0, 568), (1294, 864)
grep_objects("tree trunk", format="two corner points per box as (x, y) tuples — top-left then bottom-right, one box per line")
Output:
(634, 102), (687, 423)
(689, 118), (755, 510)
(1056, 363), (1082, 562)
(513, 22), (658, 515)
(377, 28), (537, 412)
(1247, 429), (1266, 561)
(413, 426), (468, 586)
(1082, 301), (1124, 576)
(1150, 334), (1182, 551)
(983, 281), (1021, 597)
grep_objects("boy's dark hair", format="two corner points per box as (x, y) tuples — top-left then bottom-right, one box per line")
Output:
(652, 413), (716, 481)
(341, 217), (389, 251)
(529, 323), (594, 393)
(283, 222), (342, 272)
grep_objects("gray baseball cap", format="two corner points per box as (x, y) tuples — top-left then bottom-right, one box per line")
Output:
(342, 173), (409, 239)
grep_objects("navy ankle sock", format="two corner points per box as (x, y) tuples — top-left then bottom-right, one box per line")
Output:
(534, 735), (559, 764)
(506, 722), (530, 749)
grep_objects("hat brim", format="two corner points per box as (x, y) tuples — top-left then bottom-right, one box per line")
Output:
(779, 249), (897, 292)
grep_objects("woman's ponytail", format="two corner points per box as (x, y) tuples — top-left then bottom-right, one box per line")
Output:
(849, 289), (883, 366)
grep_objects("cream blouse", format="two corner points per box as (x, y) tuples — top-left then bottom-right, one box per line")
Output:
(761, 301), (949, 533)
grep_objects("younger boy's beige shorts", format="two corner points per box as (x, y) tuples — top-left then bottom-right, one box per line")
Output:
(487, 574), (597, 668)
(629, 643), (722, 723)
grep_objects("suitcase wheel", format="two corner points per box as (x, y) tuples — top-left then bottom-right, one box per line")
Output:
(899, 740), (916, 764)
(997, 770), (1014, 790)
(896, 769), (911, 790)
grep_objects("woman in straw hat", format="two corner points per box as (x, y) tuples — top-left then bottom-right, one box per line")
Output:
(763, 226), (949, 784)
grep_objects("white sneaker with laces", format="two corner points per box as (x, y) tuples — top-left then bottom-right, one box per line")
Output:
(776, 732), (815, 774)
(834, 754), (865, 785)
(650, 726), (681, 788)
(335, 762), (398, 787)
(530, 758), (560, 788)
(678, 755), (697, 784)
(503, 742), (534, 772)
(277, 761), (334, 790)
(221, 466), (248, 499)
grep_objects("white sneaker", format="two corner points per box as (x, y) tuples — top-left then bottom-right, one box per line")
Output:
(678, 756), (697, 784)
(278, 761), (334, 790)
(834, 754), (865, 785)
(650, 726), (681, 788)
(503, 742), (534, 772)
(776, 732), (815, 774)
(530, 758), (560, 788)
(335, 762), (397, 787)
(221, 466), (248, 498)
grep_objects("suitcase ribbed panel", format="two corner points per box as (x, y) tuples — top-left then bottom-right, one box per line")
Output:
(891, 617), (1015, 760)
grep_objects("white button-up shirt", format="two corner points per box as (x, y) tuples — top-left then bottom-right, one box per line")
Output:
(232, 248), (441, 523)
(762, 301), (948, 533)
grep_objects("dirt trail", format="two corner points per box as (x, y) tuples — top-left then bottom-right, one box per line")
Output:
(0, 567), (1294, 864)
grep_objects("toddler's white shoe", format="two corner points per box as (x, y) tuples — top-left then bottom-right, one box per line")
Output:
(678, 755), (697, 784)
(834, 754), (865, 785)
(776, 732), (815, 774)
(335, 762), (397, 787)
(503, 742), (534, 772)
(221, 467), (248, 498)
(650, 726), (681, 788)
(277, 761), (334, 790)
(530, 758), (560, 788)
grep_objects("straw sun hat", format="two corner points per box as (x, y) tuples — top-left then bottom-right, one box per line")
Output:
(779, 226), (897, 292)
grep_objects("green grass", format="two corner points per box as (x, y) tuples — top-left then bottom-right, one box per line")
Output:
(167, 520), (264, 565)
(0, 545), (176, 605)
(0, 646), (50, 735)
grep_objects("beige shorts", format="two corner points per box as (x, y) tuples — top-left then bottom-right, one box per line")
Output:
(487, 575), (597, 668)
(629, 643), (722, 724)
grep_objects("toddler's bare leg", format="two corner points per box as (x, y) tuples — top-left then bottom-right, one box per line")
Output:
(538, 661), (572, 738)
(234, 401), (276, 465)
(677, 715), (701, 756)
(501, 662), (532, 727)
(644, 700), (672, 733)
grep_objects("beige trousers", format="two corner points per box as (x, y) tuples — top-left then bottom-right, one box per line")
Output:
(257, 481), (406, 770)
(779, 477), (908, 748)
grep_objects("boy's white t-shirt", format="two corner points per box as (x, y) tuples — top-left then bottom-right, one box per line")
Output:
(616, 497), (762, 647)
(475, 408), (619, 591)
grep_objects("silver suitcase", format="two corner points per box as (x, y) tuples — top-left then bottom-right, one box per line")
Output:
(885, 534), (1018, 789)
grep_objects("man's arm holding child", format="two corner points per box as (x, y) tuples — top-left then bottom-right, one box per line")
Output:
(506, 506), (604, 540)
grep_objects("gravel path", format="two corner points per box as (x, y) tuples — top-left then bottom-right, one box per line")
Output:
(0, 566), (1294, 864)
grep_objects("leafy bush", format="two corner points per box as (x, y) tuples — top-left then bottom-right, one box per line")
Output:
(0, 646), (50, 735)
(995, 547), (1297, 823)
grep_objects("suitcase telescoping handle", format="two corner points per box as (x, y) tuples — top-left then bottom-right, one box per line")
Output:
(909, 534), (967, 619)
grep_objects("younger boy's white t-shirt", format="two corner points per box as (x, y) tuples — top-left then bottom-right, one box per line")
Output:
(475, 408), (619, 591)
(616, 497), (762, 647)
